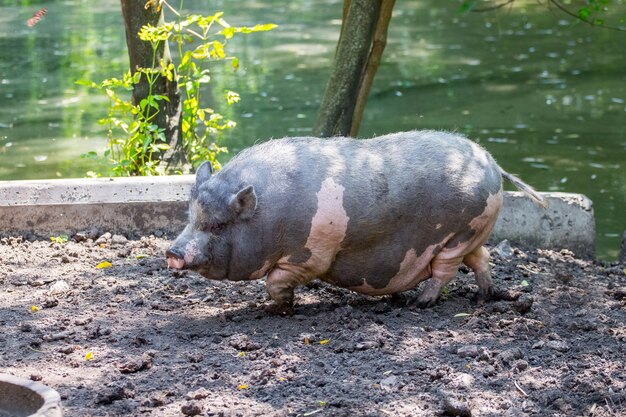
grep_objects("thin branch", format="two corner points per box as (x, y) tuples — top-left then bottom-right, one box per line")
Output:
(548, 0), (626, 31)
(160, 0), (181, 17)
(470, 0), (626, 31)
(471, 0), (515, 12)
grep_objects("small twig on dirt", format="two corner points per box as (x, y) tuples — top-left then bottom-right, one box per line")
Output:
(518, 264), (539, 275)
(329, 366), (338, 375)
(401, 369), (421, 374)
(27, 345), (44, 353)
(378, 409), (393, 415)
(514, 380), (528, 397)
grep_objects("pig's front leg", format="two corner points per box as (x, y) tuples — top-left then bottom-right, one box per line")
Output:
(265, 268), (312, 315)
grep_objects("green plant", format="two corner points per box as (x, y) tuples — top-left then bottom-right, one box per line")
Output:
(50, 234), (69, 244)
(78, 1), (276, 176)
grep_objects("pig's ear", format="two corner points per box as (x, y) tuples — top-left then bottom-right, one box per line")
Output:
(229, 185), (257, 220)
(195, 162), (213, 187)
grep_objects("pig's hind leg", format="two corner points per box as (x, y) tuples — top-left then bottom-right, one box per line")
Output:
(415, 255), (464, 308)
(462, 245), (493, 304)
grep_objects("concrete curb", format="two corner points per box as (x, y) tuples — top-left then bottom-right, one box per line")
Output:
(0, 177), (595, 258)
(492, 192), (595, 258)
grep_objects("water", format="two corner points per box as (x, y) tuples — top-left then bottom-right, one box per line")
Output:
(0, 0), (624, 259)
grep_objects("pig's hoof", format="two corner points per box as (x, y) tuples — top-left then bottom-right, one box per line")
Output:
(265, 303), (294, 316)
(412, 297), (438, 309)
(473, 286), (494, 305)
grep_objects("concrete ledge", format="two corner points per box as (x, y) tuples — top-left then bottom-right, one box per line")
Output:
(1, 175), (193, 205)
(491, 192), (595, 258)
(0, 177), (595, 258)
(0, 176), (193, 239)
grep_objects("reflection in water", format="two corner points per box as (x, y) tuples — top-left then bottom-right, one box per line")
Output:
(0, 0), (624, 259)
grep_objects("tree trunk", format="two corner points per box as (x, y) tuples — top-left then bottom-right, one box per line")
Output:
(350, 0), (395, 137)
(314, 0), (395, 138)
(120, 0), (185, 171)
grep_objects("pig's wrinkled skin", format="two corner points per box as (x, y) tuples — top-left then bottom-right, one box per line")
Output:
(166, 130), (545, 314)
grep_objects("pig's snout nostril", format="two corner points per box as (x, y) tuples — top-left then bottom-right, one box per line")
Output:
(166, 247), (184, 260)
(166, 247), (186, 270)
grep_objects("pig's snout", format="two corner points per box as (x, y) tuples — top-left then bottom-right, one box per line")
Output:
(166, 247), (186, 269)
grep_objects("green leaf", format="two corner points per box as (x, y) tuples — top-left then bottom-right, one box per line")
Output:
(458, 0), (476, 13)
(242, 23), (278, 33)
(225, 91), (240, 105)
(75, 79), (98, 88)
(220, 27), (236, 39)
(50, 234), (69, 244)
(148, 97), (160, 110)
(142, 136), (152, 153)
(255, 23), (278, 31)
(181, 51), (192, 67)
(81, 151), (98, 159)
(128, 121), (140, 134)
(578, 7), (591, 20)
(213, 41), (225, 59)
(154, 143), (171, 150)
(197, 70), (211, 83)
(521, 280), (529, 287)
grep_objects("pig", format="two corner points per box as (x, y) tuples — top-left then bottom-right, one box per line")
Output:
(166, 130), (545, 314)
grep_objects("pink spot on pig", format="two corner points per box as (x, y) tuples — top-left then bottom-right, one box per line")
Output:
(279, 177), (349, 279)
(303, 178), (349, 270)
(184, 239), (201, 265)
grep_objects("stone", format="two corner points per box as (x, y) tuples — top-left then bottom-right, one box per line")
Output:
(546, 340), (570, 353)
(181, 402), (202, 416)
(380, 375), (398, 392)
(49, 280), (71, 295)
(497, 348), (524, 366)
(443, 396), (472, 417)
(111, 234), (128, 245)
(492, 239), (514, 259)
(456, 345), (480, 358)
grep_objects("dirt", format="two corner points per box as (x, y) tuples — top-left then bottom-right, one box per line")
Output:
(1, 233), (625, 417)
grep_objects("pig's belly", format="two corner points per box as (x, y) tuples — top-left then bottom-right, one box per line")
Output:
(322, 241), (443, 296)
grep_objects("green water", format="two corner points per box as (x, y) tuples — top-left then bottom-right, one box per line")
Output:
(0, 1), (624, 259)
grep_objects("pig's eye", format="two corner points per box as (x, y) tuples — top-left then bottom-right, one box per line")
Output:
(204, 222), (226, 234)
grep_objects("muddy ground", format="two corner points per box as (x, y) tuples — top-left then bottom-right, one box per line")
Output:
(0, 233), (625, 417)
